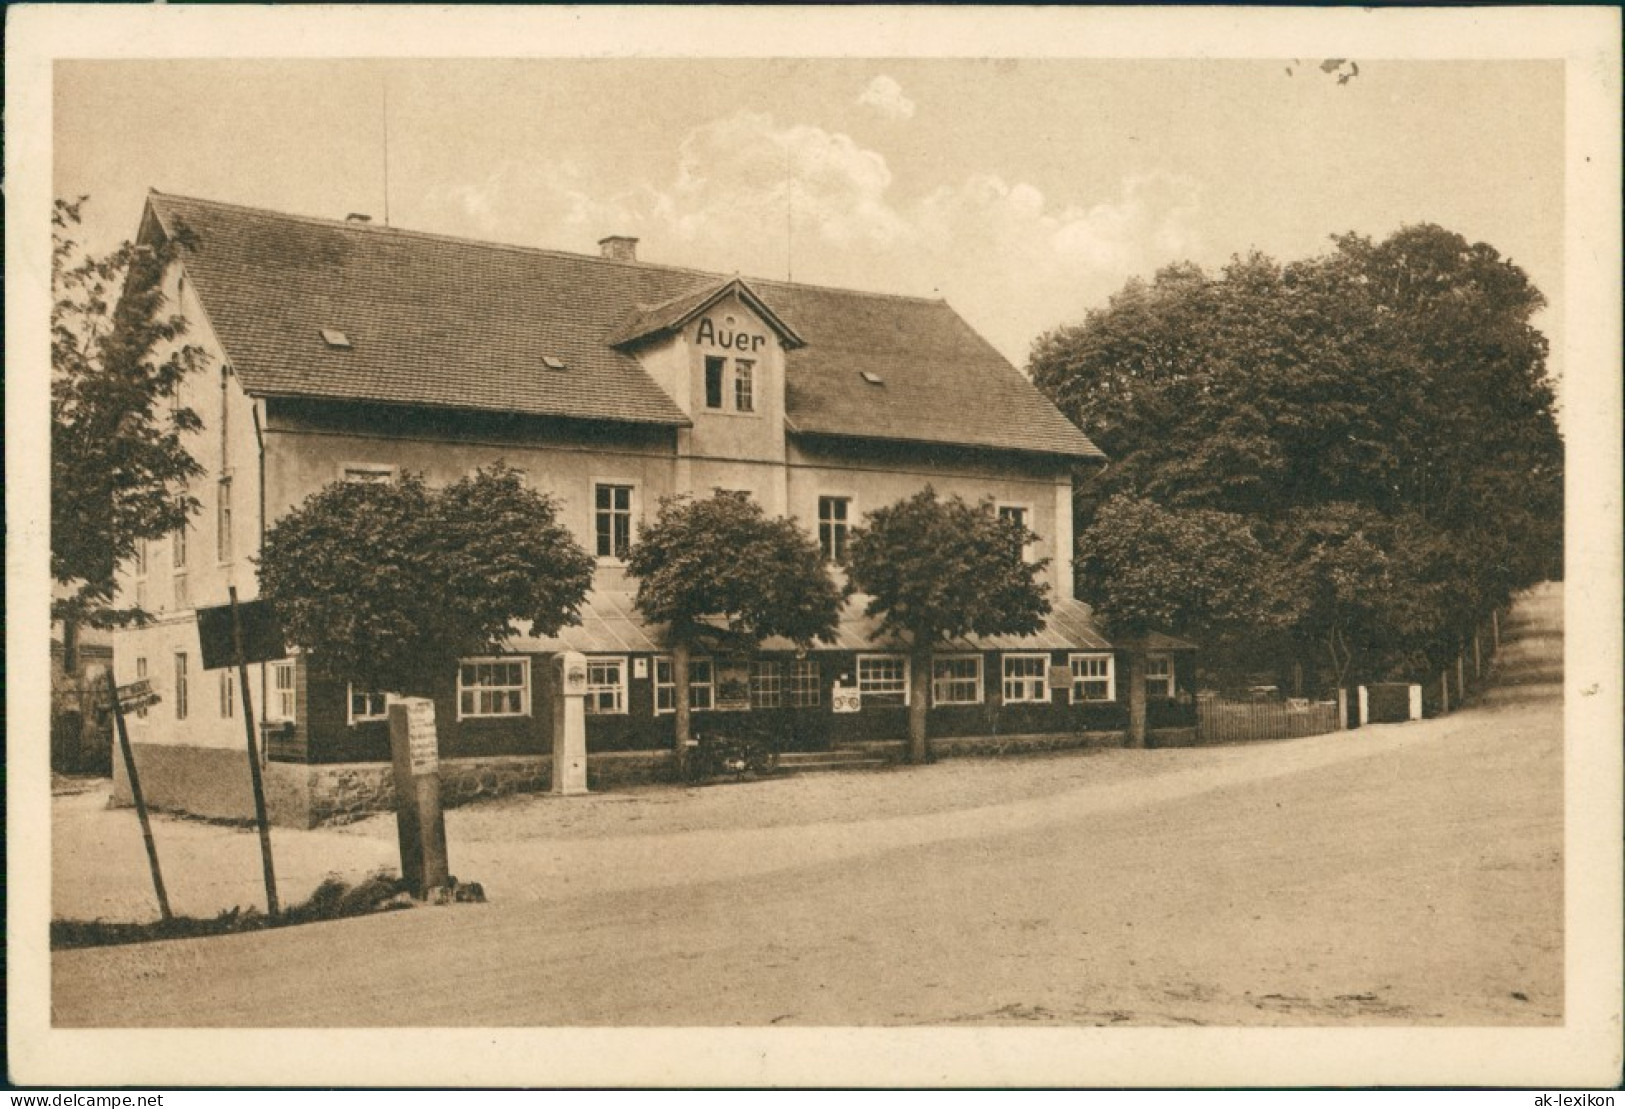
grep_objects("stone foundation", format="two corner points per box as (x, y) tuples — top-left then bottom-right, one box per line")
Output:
(846, 730), (1128, 761)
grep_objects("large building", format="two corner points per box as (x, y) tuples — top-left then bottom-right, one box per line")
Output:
(111, 191), (1194, 825)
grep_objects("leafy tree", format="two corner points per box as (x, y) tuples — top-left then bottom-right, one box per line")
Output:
(51, 197), (208, 667)
(626, 490), (843, 777)
(1032, 224), (1562, 690)
(846, 488), (1050, 763)
(258, 464), (595, 700)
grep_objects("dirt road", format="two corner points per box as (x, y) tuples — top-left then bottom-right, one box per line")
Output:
(53, 684), (1561, 1027)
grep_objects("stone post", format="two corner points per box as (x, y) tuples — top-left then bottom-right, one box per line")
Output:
(388, 697), (449, 898)
(1357, 685), (1369, 727)
(551, 651), (590, 795)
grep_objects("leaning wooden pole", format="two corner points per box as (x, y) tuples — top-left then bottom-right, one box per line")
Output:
(106, 671), (172, 921)
(230, 586), (280, 916)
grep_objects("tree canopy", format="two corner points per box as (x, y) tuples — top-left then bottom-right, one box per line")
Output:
(847, 488), (1050, 760)
(627, 490), (844, 648)
(1032, 224), (1562, 687)
(52, 197), (207, 635)
(258, 464), (595, 697)
(627, 490), (843, 773)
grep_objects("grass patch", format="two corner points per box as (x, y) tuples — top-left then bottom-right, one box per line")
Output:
(51, 869), (413, 950)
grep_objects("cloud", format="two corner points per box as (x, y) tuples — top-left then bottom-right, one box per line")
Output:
(415, 110), (1202, 362)
(856, 75), (916, 122)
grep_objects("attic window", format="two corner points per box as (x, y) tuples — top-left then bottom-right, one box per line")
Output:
(320, 328), (352, 349)
(542, 355), (568, 371)
(860, 371), (885, 385)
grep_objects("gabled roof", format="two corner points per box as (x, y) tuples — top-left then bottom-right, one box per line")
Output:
(143, 191), (1104, 460)
(605, 276), (805, 351)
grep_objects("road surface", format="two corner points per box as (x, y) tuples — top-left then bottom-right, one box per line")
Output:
(53, 679), (1561, 1027)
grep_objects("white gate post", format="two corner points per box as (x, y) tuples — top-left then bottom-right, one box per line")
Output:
(551, 651), (590, 796)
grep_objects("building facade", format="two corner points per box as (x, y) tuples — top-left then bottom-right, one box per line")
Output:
(110, 192), (1194, 825)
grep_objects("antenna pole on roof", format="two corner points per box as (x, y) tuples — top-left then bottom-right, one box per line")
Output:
(381, 71), (392, 227)
(785, 142), (793, 283)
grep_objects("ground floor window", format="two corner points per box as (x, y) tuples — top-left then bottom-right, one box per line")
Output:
(459, 658), (530, 719)
(268, 660), (297, 722)
(932, 654), (983, 705)
(1070, 653), (1115, 703)
(655, 657), (714, 713)
(174, 652), (189, 720)
(219, 670), (235, 718)
(349, 686), (389, 724)
(1145, 654), (1176, 698)
(750, 661), (784, 708)
(1002, 653), (1051, 704)
(790, 659), (821, 707)
(134, 657), (148, 718)
(584, 657), (627, 715)
(858, 654), (909, 706)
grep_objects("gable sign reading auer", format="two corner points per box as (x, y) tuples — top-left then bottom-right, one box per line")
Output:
(695, 316), (767, 353)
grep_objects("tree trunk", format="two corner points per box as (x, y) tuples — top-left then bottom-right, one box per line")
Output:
(908, 643), (932, 764)
(1126, 647), (1147, 749)
(62, 616), (81, 677)
(673, 639), (691, 780)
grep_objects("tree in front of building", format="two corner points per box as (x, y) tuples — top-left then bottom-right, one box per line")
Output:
(847, 488), (1051, 763)
(258, 464), (595, 703)
(1031, 223), (1562, 690)
(51, 197), (208, 670)
(626, 490), (843, 779)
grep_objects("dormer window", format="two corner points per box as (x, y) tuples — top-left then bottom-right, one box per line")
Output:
(542, 355), (568, 371)
(320, 328), (352, 349)
(704, 356), (725, 409)
(860, 370), (884, 385)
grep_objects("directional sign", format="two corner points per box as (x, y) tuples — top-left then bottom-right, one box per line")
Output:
(104, 678), (161, 712)
(196, 599), (287, 670)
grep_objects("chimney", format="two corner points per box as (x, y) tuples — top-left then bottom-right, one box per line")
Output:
(598, 235), (639, 263)
(346, 213), (373, 224)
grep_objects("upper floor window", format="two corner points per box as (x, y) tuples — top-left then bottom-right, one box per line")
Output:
(219, 670), (235, 718)
(172, 521), (188, 569)
(998, 504), (1035, 559)
(134, 657), (149, 719)
(342, 464), (397, 484)
(734, 360), (755, 412)
(818, 496), (850, 564)
(133, 539), (148, 578)
(595, 483), (634, 560)
(217, 476), (234, 563)
(704, 357), (725, 410)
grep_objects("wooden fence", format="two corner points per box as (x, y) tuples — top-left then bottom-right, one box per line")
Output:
(1195, 694), (1341, 743)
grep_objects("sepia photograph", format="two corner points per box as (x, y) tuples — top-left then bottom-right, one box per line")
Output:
(7, 4), (1621, 1092)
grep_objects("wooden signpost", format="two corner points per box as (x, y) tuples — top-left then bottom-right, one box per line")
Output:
(104, 672), (171, 921)
(195, 589), (285, 916)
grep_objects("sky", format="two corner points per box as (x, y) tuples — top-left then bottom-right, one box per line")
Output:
(54, 56), (1565, 374)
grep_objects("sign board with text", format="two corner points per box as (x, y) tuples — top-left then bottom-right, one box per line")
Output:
(405, 698), (439, 775)
(104, 678), (161, 712)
